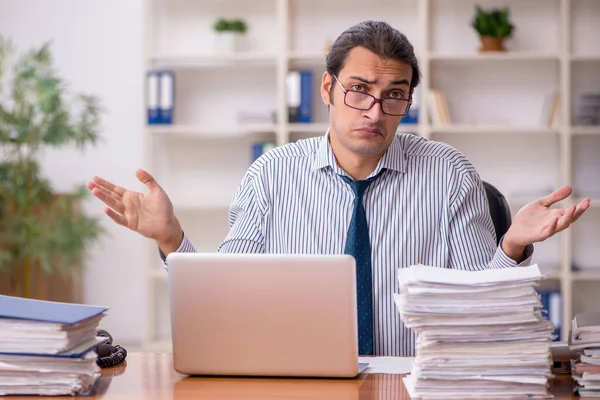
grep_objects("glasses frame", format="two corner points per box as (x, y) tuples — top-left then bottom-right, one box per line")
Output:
(332, 74), (412, 117)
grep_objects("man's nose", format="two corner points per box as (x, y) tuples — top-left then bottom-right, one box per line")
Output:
(363, 101), (385, 122)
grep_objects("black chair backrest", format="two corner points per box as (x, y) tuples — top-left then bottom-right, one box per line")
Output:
(483, 181), (512, 245)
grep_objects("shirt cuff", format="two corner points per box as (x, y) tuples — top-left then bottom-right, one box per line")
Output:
(494, 235), (534, 268)
(157, 231), (197, 265)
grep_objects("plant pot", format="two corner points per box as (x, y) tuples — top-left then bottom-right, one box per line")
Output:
(214, 32), (242, 53)
(479, 36), (505, 52)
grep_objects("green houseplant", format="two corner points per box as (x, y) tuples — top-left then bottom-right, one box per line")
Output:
(212, 18), (248, 53)
(0, 36), (105, 301)
(471, 6), (515, 52)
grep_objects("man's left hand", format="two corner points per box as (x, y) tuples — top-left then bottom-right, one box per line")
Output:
(501, 186), (590, 262)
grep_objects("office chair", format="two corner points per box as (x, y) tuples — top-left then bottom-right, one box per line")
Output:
(482, 181), (512, 245)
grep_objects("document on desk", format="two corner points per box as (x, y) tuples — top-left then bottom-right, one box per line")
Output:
(0, 295), (107, 396)
(395, 264), (554, 399)
(358, 357), (414, 374)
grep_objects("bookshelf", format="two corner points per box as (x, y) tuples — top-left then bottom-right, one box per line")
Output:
(141, 0), (600, 349)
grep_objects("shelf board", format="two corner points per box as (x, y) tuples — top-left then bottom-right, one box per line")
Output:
(287, 51), (328, 65)
(148, 53), (277, 69)
(172, 201), (232, 212)
(287, 123), (420, 134)
(287, 122), (329, 133)
(430, 124), (558, 135)
(570, 54), (600, 62)
(572, 271), (600, 282)
(147, 124), (277, 138)
(429, 52), (559, 62)
(572, 126), (600, 135)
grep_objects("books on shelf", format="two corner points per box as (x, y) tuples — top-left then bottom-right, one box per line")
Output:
(395, 264), (555, 399)
(0, 295), (108, 396)
(426, 89), (452, 126)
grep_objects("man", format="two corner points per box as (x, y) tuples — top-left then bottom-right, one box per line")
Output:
(88, 21), (589, 356)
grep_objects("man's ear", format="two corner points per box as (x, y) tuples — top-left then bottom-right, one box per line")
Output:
(320, 72), (332, 106)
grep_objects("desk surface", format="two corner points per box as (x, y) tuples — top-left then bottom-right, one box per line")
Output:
(21, 352), (579, 400)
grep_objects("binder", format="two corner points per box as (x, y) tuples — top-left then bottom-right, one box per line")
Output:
(158, 70), (175, 124)
(298, 70), (313, 123)
(146, 71), (160, 124)
(0, 294), (107, 325)
(0, 295), (108, 395)
(286, 70), (301, 123)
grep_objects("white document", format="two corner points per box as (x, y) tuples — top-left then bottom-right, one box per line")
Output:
(358, 357), (414, 374)
(395, 264), (554, 398)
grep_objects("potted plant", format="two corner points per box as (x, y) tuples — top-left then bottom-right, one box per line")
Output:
(0, 36), (106, 301)
(212, 18), (248, 53)
(471, 6), (515, 52)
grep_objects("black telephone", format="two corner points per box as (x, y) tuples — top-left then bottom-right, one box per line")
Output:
(93, 329), (128, 368)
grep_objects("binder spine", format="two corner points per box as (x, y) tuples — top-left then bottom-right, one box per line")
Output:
(146, 71), (160, 124)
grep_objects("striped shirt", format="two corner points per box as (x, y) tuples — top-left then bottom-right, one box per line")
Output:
(168, 131), (533, 356)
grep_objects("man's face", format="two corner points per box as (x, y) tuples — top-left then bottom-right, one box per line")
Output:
(321, 46), (413, 159)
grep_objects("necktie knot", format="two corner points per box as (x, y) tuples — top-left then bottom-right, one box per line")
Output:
(340, 170), (384, 198)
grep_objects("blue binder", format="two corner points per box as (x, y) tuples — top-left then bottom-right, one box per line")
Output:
(0, 295), (107, 325)
(158, 70), (175, 124)
(146, 71), (160, 124)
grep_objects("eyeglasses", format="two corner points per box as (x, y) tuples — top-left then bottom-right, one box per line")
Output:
(332, 74), (411, 117)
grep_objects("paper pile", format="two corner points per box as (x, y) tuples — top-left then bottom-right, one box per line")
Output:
(569, 312), (600, 397)
(394, 264), (555, 399)
(0, 295), (108, 396)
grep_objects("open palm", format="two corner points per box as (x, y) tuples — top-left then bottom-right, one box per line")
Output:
(507, 186), (590, 247)
(87, 169), (181, 245)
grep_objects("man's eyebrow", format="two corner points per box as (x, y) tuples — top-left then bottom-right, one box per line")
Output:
(348, 76), (410, 87)
(391, 79), (410, 86)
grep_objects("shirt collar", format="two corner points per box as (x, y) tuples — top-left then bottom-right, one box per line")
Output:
(311, 128), (406, 176)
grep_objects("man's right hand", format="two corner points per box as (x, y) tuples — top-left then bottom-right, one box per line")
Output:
(87, 169), (184, 255)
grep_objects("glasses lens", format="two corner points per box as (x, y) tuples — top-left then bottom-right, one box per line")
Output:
(345, 91), (374, 110)
(382, 99), (409, 116)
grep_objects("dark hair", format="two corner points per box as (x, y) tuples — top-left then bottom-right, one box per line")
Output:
(325, 20), (421, 101)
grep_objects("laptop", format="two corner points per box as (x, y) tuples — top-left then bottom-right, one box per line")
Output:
(165, 252), (369, 378)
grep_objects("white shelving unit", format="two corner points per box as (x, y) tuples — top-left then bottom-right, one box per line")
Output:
(141, 0), (600, 349)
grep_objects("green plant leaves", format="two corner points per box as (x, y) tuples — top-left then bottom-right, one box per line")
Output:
(0, 35), (106, 281)
(212, 18), (248, 34)
(471, 5), (515, 38)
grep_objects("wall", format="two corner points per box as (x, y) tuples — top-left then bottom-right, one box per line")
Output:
(0, 0), (148, 344)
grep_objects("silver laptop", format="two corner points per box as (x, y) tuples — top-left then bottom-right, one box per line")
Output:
(165, 252), (369, 378)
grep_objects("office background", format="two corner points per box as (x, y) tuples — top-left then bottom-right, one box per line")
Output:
(0, 0), (598, 350)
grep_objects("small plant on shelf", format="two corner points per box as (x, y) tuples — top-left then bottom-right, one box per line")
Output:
(212, 18), (248, 53)
(213, 18), (248, 34)
(471, 6), (515, 52)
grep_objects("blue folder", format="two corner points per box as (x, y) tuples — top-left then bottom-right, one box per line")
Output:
(0, 295), (108, 325)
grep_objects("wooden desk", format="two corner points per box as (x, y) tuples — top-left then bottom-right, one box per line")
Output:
(21, 352), (580, 399)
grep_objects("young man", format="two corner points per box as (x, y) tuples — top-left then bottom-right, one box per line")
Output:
(88, 21), (589, 356)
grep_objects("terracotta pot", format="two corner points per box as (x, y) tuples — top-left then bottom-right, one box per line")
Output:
(479, 36), (505, 52)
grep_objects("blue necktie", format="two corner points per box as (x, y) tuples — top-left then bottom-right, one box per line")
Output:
(340, 170), (383, 355)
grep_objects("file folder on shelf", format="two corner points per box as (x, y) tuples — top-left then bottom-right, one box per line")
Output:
(146, 70), (175, 124)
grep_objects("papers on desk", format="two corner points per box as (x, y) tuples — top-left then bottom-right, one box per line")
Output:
(0, 295), (108, 396)
(395, 264), (555, 399)
(569, 312), (600, 397)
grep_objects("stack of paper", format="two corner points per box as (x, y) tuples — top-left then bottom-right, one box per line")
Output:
(394, 264), (555, 399)
(0, 295), (108, 396)
(569, 312), (600, 397)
